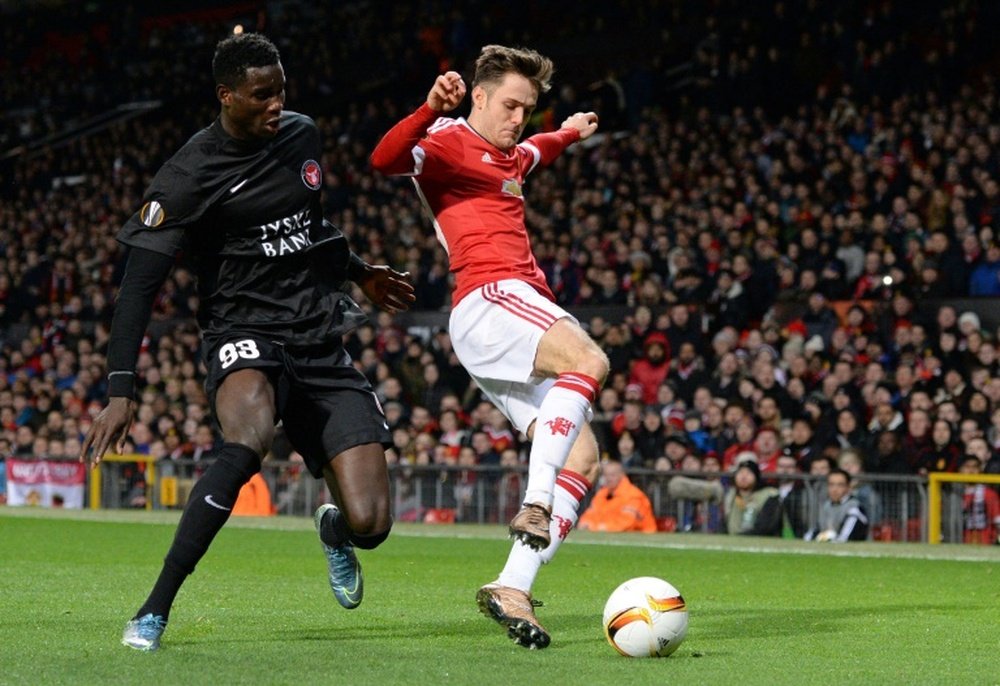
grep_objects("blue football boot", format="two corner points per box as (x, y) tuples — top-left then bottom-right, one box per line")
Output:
(121, 613), (167, 652)
(314, 503), (363, 609)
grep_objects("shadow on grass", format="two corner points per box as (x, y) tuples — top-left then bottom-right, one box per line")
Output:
(166, 618), (498, 646)
(677, 604), (958, 640)
(541, 602), (960, 646)
(163, 602), (960, 652)
(167, 613), (627, 650)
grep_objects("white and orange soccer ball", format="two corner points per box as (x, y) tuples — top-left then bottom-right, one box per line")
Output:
(602, 576), (688, 657)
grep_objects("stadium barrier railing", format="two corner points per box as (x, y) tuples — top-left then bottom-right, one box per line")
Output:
(74, 459), (952, 543)
(87, 453), (159, 511)
(926, 471), (1000, 544)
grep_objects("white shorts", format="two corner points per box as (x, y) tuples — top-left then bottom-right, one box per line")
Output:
(449, 279), (573, 434)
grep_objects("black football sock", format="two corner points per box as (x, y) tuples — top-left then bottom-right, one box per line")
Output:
(318, 505), (351, 548)
(134, 443), (260, 621)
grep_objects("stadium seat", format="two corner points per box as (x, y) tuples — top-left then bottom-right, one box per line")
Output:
(871, 522), (897, 542)
(656, 516), (677, 533)
(423, 508), (456, 524)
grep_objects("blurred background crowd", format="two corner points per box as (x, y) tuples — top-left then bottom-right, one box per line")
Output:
(2, 1), (1000, 539)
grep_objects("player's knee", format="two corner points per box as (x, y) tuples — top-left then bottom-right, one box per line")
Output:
(344, 505), (392, 540)
(349, 518), (393, 550)
(569, 452), (599, 484)
(216, 374), (276, 455)
(221, 422), (274, 458)
(566, 429), (600, 481)
(578, 457), (600, 485)
(576, 347), (609, 385)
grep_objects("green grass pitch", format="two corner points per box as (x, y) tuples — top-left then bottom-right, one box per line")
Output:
(1, 508), (998, 685)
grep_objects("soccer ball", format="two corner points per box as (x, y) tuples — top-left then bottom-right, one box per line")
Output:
(602, 576), (688, 657)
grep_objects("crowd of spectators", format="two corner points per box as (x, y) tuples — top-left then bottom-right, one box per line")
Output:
(2, 1), (1000, 541)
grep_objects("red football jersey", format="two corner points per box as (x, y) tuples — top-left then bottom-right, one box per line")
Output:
(371, 104), (579, 305)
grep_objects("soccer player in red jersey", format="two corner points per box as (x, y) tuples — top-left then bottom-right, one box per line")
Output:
(371, 45), (608, 648)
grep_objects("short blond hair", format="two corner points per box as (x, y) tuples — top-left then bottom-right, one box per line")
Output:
(837, 448), (863, 470)
(473, 44), (554, 94)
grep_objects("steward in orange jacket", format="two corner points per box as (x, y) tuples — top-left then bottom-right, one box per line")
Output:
(231, 472), (276, 516)
(578, 460), (657, 533)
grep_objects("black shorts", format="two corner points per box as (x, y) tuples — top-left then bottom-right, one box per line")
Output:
(203, 334), (391, 478)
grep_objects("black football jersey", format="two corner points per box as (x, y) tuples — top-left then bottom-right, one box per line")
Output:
(118, 111), (366, 345)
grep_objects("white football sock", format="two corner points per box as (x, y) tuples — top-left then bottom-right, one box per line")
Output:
(498, 470), (592, 592)
(523, 373), (598, 508)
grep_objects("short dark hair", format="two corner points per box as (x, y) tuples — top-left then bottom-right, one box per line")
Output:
(212, 33), (281, 88)
(792, 415), (814, 429)
(828, 468), (852, 484)
(473, 44), (554, 94)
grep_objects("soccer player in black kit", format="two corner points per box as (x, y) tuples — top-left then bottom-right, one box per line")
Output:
(79, 33), (415, 652)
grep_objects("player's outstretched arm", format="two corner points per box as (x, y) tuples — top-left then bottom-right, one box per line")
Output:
(521, 112), (598, 168)
(348, 254), (416, 315)
(370, 72), (466, 175)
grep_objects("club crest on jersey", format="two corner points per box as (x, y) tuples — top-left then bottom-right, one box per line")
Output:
(139, 201), (166, 228)
(501, 178), (523, 198)
(301, 160), (322, 190)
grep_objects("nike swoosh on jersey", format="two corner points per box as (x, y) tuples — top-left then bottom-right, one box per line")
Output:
(204, 494), (232, 511)
(229, 179), (249, 193)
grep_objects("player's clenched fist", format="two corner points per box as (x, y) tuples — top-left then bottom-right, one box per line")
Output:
(428, 71), (466, 112)
(561, 112), (599, 140)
